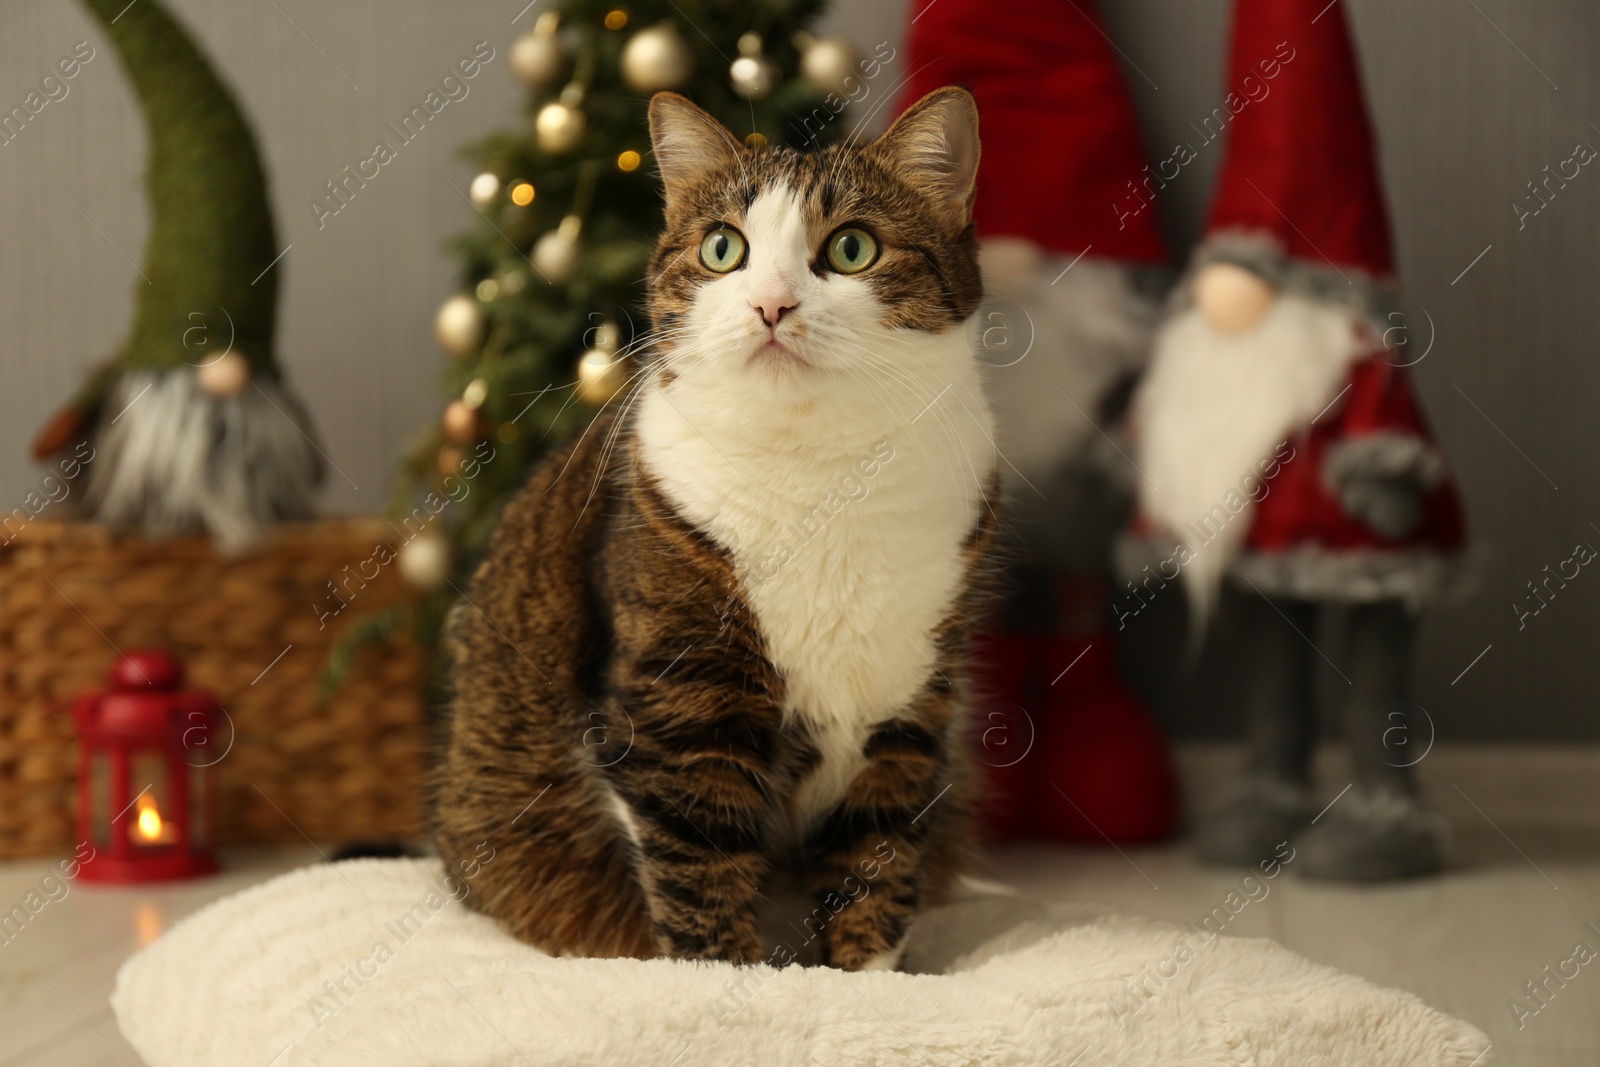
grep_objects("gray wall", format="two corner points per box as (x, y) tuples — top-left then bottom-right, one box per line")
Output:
(0, 1), (1594, 741)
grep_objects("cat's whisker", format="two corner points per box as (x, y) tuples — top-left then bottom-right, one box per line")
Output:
(858, 367), (971, 501)
(824, 54), (950, 195)
(574, 354), (677, 534)
(829, 354), (972, 505)
(841, 54), (951, 156)
(823, 334), (975, 491)
(829, 344), (939, 437)
(941, 383), (1035, 510)
(544, 327), (703, 500)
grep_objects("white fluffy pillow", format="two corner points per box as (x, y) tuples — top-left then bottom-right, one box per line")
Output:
(112, 859), (1490, 1066)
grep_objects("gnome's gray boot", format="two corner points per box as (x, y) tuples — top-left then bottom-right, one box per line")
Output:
(1195, 774), (1315, 867)
(1194, 589), (1317, 867)
(1295, 786), (1446, 881)
(1297, 600), (1446, 881)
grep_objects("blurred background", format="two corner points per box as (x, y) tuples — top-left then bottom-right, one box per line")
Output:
(2, 3), (1597, 1064)
(3, 0), (1594, 744)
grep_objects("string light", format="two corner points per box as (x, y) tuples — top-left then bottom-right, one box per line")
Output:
(616, 150), (641, 172)
(468, 172), (501, 206)
(510, 181), (536, 206)
(604, 9), (628, 30)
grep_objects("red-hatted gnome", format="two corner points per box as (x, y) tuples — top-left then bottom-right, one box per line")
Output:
(903, 0), (1180, 844)
(1124, 0), (1467, 879)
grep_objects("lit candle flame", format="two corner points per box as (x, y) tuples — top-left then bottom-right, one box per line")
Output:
(134, 795), (164, 842)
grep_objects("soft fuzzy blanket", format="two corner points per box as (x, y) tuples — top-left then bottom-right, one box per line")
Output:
(112, 858), (1491, 1066)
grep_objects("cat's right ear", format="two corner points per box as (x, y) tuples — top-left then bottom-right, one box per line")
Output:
(648, 93), (742, 222)
(869, 87), (980, 231)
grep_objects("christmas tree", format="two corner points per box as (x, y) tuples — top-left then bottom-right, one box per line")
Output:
(329, 0), (868, 692)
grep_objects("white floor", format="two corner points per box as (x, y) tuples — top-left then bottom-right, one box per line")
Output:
(1, 745), (1596, 1066)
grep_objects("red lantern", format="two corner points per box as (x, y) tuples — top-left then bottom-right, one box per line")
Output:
(71, 650), (220, 883)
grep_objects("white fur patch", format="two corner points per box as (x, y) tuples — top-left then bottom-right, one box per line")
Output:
(859, 938), (909, 971)
(636, 184), (994, 839)
(599, 779), (643, 851)
(1134, 295), (1362, 615)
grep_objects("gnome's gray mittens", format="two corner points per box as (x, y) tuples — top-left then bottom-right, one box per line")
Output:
(1339, 475), (1422, 540)
(1324, 433), (1445, 541)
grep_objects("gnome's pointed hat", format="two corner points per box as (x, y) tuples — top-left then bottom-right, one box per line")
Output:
(29, 0), (322, 547)
(900, 0), (1168, 264)
(1199, 0), (1396, 302)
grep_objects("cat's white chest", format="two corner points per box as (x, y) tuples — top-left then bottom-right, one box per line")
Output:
(636, 375), (993, 826)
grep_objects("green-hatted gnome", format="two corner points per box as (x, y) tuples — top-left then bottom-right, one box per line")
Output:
(32, 0), (322, 548)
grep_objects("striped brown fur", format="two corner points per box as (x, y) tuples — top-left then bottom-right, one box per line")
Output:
(435, 87), (998, 970)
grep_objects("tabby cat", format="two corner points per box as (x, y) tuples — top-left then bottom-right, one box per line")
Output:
(434, 87), (998, 972)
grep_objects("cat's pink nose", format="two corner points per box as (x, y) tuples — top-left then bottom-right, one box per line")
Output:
(752, 292), (798, 328)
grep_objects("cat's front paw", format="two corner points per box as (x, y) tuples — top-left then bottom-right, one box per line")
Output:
(825, 933), (908, 972)
(856, 942), (908, 972)
(657, 928), (764, 966)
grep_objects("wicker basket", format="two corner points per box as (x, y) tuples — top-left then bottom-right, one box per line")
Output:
(0, 519), (429, 859)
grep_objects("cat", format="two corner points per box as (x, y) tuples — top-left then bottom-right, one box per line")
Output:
(434, 87), (998, 972)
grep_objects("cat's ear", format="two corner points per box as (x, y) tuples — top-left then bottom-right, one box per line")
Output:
(870, 87), (980, 229)
(649, 93), (742, 221)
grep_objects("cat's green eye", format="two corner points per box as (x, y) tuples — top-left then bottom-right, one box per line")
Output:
(699, 227), (747, 273)
(825, 227), (879, 274)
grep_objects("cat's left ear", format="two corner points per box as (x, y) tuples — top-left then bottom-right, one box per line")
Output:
(649, 92), (743, 222)
(869, 87), (980, 230)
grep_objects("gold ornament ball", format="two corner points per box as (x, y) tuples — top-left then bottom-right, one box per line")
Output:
(535, 100), (586, 154)
(730, 34), (779, 99)
(442, 399), (484, 444)
(434, 294), (486, 358)
(397, 532), (452, 591)
(510, 15), (567, 89)
(576, 348), (630, 406)
(1194, 262), (1276, 336)
(730, 54), (780, 99)
(588, 316), (620, 352)
(531, 225), (580, 285)
(799, 35), (860, 96)
(621, 23), (694, 92)
(195, 351), (251, 398)
(468, 172), (501, 207)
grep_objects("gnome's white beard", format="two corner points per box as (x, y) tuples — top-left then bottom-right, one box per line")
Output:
(1135, 293), (1362, 615)
(983, 255), (1156, 482)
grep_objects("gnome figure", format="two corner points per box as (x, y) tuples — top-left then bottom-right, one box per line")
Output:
(904, 0), (1179, 843)
(1125, 0), (1467, 879)
(31, 0), (322, 549)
